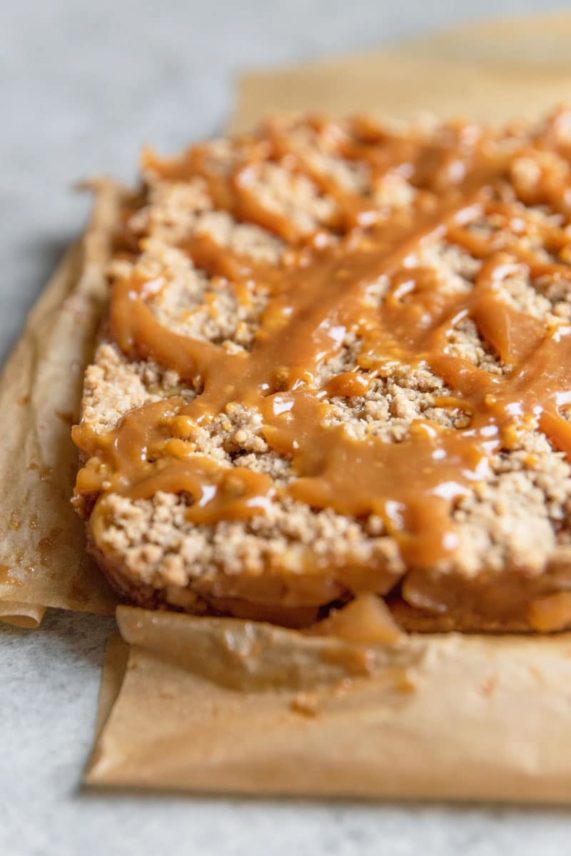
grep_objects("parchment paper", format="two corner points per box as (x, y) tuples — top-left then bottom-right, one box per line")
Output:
(86, 607), (571, 801)
(231, 11), (571, 130)
(3, 11), (571, 800)
(0, 182), (119, 625)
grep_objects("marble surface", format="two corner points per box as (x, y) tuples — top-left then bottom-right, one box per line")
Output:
(2, 1), (571, 853)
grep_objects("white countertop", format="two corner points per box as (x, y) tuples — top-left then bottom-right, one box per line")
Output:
(2, 1), (570, 853)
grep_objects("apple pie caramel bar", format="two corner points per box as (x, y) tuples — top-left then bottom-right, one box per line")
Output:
(73, 110), (571, 632)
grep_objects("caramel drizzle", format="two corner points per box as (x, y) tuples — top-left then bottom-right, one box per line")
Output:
(74, 113), (571, 570)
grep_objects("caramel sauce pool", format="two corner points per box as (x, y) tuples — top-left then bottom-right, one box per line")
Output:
(73, 114), (571, 569)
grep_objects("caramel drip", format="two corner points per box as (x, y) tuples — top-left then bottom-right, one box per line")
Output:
(75, 113), (571, 569)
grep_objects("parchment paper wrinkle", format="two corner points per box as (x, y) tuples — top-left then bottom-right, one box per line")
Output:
(0, 181), (119, 625)
(86, 607), (571, 801)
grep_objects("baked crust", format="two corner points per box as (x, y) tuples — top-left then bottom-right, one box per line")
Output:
(73, 111), (571, 632)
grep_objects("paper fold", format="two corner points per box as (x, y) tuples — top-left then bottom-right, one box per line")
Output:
(0, 182), (119, 625)
(86, 607), (571, 801)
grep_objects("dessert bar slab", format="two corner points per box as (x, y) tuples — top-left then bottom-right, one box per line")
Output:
(73, 110), (571, 632)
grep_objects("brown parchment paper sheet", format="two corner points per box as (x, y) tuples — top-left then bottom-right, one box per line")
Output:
(231, 11), (571, 131)
(85, 13), (571, 800)
(86, 607), (571, 801)
(0, 182), (119, 625)
(1, 10), (571, 799)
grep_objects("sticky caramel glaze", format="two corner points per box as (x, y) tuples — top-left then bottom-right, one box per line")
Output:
(74, 114), (571, 588)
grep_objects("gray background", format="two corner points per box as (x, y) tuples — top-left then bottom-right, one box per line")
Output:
(2, 1), (571, 854)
